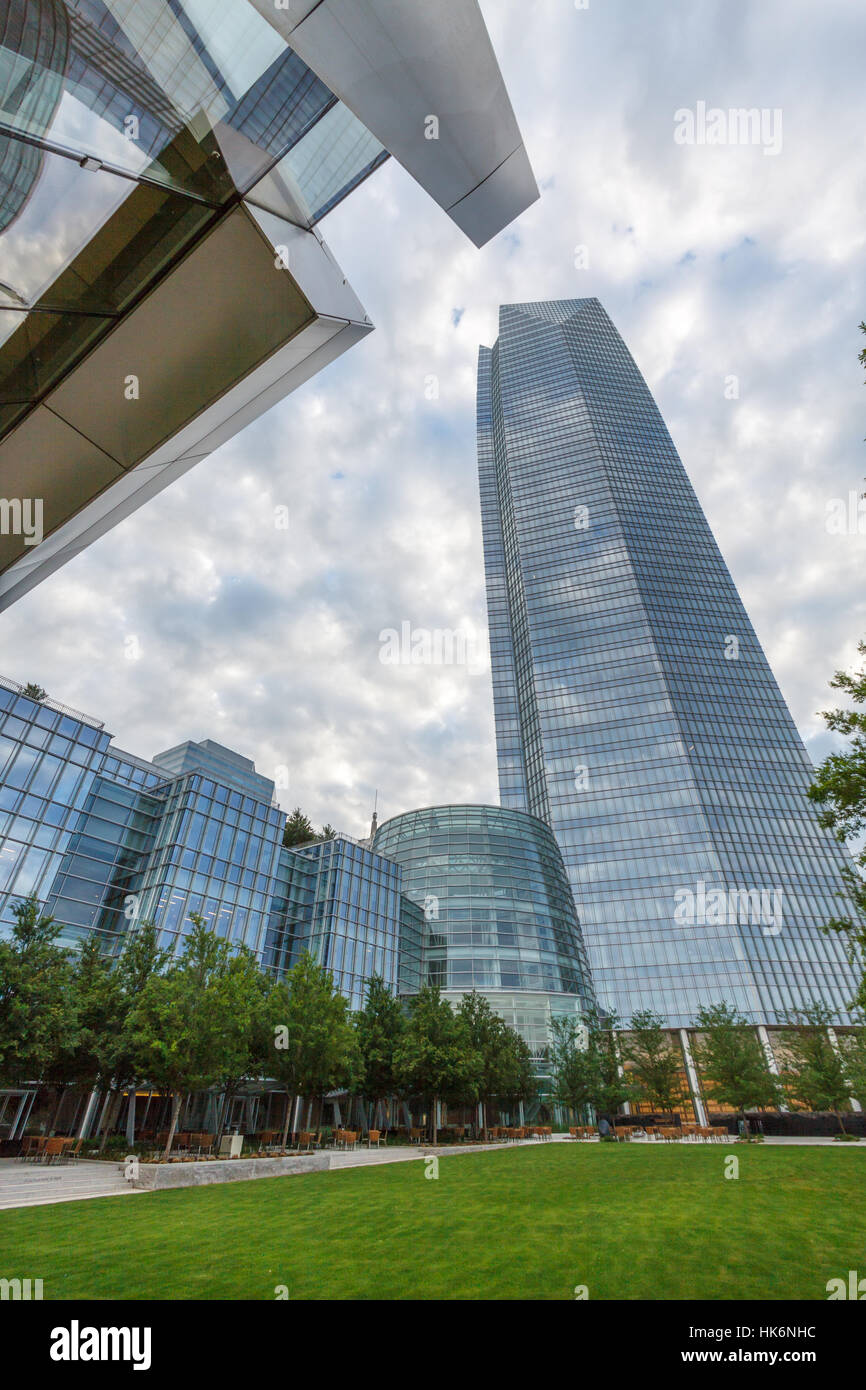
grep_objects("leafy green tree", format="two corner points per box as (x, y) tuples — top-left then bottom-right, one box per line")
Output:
(621, 1010), (684, 1117)
(693, 1003), (781, 1135)
(0, 894), (75, 1087)
(395, 985), (480, 1144)
(209, 945), (274, 1150)
(21, 682), (47, 702)
(550, 1010), (636, 1130)
(808, 639), (866, 1010)
(354, 975), (405, 1127)
(780, 1001), (855, 1135)
(319, 824), (337, 841)
(263, 978), (300, 1145)
(94, 921), (170, 1150)
(44, 933), (123, 1135)
(495, 1023), (537, 1122)
(548, 1015), (596, 1119)
(838, 1023), (866, 1111)
(128, 916), (263, 1158)
(266, 952), (358, 1143)
(282, 808), (316, 848)
(456, 991), (535, 1131)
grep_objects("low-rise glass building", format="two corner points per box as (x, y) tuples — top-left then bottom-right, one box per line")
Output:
(0, 676), (417, 1007)
(372, 804), (595, 1071)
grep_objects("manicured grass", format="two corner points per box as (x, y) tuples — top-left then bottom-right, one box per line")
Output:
(1, 1145), (864, 1300)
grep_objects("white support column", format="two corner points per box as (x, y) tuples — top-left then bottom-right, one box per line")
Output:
(10, 1090), (36, 1141)
(679, 1029), (708, 1127)
(125, 1089), (136, 1147)
(77, 1088), (100, 1140)
(828, 1027), (863, 1113)
(758, 1025), (788, 1111)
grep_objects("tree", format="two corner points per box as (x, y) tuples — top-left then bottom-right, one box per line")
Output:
(43, 933), (123, 1137)
(394, 986), (480, 1144)
(549, 1011), (635, 1130)
(779, 1002), (855, 1135)
(95, 921), (170, 1150)
(208, 946), (273, 1150)
(456, 990), (534, 1133)
(21, 682), (47, 702)
(495, 1023), (537, 1122)
(282, 808), (315, 848)
(838, 1023), (866, 1111)
(808, 638), (866, 1010)
(354, 975), (405, 1128)
(128, 916), (262, 1158)
(266, 952), (358, 1143)
(320, 824), (337, 841)
(0, 894), (75, 1087)
(621, 1010), (684, 1117)
(692, 1003), (781, 1135)
(548, 1015), (596, 1120)
(593, 1019), (635, 1125)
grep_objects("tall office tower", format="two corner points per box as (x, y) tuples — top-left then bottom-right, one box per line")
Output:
(478, 298), (859, 1028)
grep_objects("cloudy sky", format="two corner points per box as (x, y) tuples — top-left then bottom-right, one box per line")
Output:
(3, 0), (865, 837)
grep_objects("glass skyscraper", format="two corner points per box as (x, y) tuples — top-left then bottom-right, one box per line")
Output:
(478, 297), (859, 1029)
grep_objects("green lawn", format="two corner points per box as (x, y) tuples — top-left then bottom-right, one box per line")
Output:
(2, 1145), (864, 1300)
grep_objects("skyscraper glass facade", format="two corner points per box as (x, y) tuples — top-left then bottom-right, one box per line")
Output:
(478, 298), (859, 1029)
(373, 804), (594, 1068)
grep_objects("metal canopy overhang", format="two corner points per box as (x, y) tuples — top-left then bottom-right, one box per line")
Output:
(0, 0), (538, 609)
(251, 0), (540, 248)
(0, 205), (371, 608)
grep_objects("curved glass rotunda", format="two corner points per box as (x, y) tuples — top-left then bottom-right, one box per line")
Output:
(373, 804), (595, 1069)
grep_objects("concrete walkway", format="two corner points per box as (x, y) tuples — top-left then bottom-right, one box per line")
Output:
(329, 1138), (549, 1170)
(761, 1135), (864, 1146)
(0, 1157), (143, 1211)
(3, 1133), (859, 1210)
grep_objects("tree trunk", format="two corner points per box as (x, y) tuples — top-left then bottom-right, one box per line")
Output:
(432, 1096), (438, 1147)
(163, 1093), (182, 1161)
(835, 1110), (846, 1136)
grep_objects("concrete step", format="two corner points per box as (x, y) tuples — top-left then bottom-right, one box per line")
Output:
(329, 1148), (423, 1170)
(0, 1159), (137, 1210)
